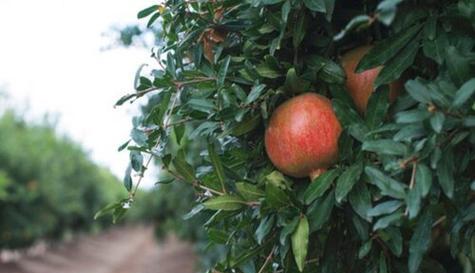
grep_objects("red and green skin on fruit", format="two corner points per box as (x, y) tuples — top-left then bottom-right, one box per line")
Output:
(265, 93), (342, 180)
(341, 46), (401, 113)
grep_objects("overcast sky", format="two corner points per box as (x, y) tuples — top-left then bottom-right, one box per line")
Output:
(0, 0), (158, 188)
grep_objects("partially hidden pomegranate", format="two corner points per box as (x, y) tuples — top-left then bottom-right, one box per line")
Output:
(341, 46), (401, 113)
(265, 93), (342, 181)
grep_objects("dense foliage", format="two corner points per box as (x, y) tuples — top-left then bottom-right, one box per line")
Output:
(0, 111), (126, 249)
(114, 0), (475, 272)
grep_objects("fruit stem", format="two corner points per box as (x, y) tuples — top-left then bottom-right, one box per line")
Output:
(309, 168), (326, 181)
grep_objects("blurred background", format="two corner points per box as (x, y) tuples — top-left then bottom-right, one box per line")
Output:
(0, 1), (205, 272)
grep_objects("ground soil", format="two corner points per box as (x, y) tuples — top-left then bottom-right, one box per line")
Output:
(0, 226), (196, 273)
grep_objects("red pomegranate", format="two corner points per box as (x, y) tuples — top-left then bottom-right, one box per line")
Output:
(341, 46), (401, 113)
(265, 93), (342, 180)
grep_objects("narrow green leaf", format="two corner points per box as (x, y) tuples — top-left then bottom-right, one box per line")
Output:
(208, 143), (226, 192)
(436, 156), (454, 198)
(367, 200), (403, 217)
(452, 78), (475, 108)
(304, 0), (325, 12)
(203, 195), (244, 211)
(217, 56), (231, 87)
(374, 36), (420, 87)
(256, 216), (275, 244)
(405, 78), (432, 104)
(358, 240), (373, 259)
(416, 163), (432, 197)
(349, 182), (372, 221)
(395, 109), (431, 123)
(291, 216), (309, 272)
(280, 216), (299, 245)
(366, 86), (390, 129)
(373, 212), (403, 230)
(406, 186), (421, 219)
(332, 99), (365, 127)
(246, 84), (266, 104)
(304, 169), (339, 204)
(236, 182), (264, 201)
(430, 112), (445, 133)
(172, 152), (195, 183)
(356, 24), (423, 72)
(307, 190), (335, 231)
(137, 5), (159, 19)
(123, 165), (133, 191)
(365, 167), (406, 199)
(129, 151), (143, 172)
(409, 209), (433, 273)
(362, 139), (408, 156)
(335, 162), (364, 203)
(292, 12), (306, 49)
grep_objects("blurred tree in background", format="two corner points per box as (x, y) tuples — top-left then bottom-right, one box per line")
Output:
(0, 110), (126, 249)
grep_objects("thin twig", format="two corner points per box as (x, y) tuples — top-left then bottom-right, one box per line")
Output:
(257, 246), (277, 273)
(404, 162), (417, 216)
(432, 215), (447, 228)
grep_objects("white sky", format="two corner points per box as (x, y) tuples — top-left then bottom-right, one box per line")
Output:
(0, 0), (158, 188)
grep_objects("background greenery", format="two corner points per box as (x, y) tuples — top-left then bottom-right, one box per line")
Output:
(0, 110), (127, 249)
(114, 0), (475, 272)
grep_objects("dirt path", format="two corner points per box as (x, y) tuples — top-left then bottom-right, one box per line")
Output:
(0, 226), (196, 273)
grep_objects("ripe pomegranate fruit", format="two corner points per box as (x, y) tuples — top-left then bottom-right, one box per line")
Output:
(265, 93), (342, 180)
(341, 46), (401, 113)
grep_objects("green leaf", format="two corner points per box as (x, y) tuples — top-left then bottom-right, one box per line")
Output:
(429, 112), (445, 133)
(362, 139), (408, 156)
(292, 12), (307, 49)
(436, 156), (454, 198)
(230, 115), (261, 136)
(208, 143), (226, 192)
(452, 78), (475, 108)
(236, 182), (264, 201)
(365, 167), (406, 199)
(406, 186), (421, 219)
(334, 15), (371, 41)
(376, 0), (403, 25)
(304, 169), (339, 204)
(446, 46), (472, 85)
(203, 195), (245, 211)
(373, 212), (403, 230)
(356, 24), (423, 72)
(409, 209), (433, 273)
(307, 190), (335, 231)
(123, 165), (133, 191)
(246, 84), (266, 104)
(280, 216), (299, 245)
(129, 151), (143, 172)
(217, 55), (231, 87)
(366, 86), (390, 129)
(367, 200), (403, 217)
(172, 151), (195, 183)
(266, 182), (290, 208)
(256, 63), (281, 79)
(146, 12), (160, 28)
(332, 99), (365, 127)
(395, 109), (431, 123)
(137, 5), (159, 19)
(304, 0), (325, 12)
(208, 228), (229, 244)
(94, 200), (123, 220)
(187, 98), (215, 114)
(256, 216), (275, 244)
(349, 182), (372, 221)
(416, 163), (432, 197)
(335, 162), (364, 203)
(405, 78), (432, 104)
(291, 215), (309, 272)
(284, 68), (311, 94)
(374, 36), (420, 87)
(358, 240), (373, 259)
